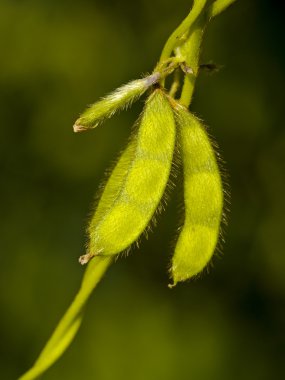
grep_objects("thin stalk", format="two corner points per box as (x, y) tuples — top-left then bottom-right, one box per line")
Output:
(209, 0), (237, 18)
(179, 0), (237, 107)
(169, 69), (181, 98)
(19, 257), (112, 380)
(179, 16), (206, 107)
(159, 0), (208, 86)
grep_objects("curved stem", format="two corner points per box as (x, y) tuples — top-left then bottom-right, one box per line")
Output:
(179, 0), (237, 107)
(169, 69), (181, 98)
(179, 15), (206, 107)
(159, 0), (208, 85)
(19, 257), (112, 380)
(208, 0), (237, 18)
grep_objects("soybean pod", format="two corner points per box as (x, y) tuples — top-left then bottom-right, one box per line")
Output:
(80, 89), (176, 263)
(73, 73), (161, 132)
(170, 104), (223, 285)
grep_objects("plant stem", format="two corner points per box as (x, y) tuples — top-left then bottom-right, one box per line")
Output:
(209, 0), (237, 18)
(179, 15), (207, 107)
(169, 69), (181, 98)
(159, 0), (208, 86)
(179, 0), (237, 107)
(19, 257), (112, 380)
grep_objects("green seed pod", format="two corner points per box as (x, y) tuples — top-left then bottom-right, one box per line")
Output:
(170, 104), (223, 285)
(73, 73), (161, 132)
(80, 89), (176, 264)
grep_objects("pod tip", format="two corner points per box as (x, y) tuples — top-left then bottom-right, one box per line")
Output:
(79, 253), (93, 265)
(73, 123), (87, 133)
(168, 281), (177, 289)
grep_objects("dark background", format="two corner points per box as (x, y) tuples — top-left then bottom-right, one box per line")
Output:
(1, 0), (285, 379)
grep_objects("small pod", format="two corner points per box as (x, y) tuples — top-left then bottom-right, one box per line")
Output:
(80, 89), (176, 264)
(170, 104), (223, 285)
(73, 73), (161, 132)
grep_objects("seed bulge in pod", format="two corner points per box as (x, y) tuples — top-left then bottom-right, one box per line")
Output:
(80, 89), (176, 264)
(170, 104), (223, 285)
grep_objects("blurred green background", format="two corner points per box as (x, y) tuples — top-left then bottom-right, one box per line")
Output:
(1, 0), (285, 379)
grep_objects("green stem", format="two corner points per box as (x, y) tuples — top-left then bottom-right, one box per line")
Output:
(209, 0), (237, 18)
(169, 69), (181, 98)
(159, 0), (236, 67)
(179, 16), (206, 107)
(179, 0), (237, 107)
(159, 0), (208, 85)
(19, 257), (112, 380)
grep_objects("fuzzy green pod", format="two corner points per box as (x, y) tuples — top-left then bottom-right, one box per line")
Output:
(170, 104), (223, 285)
(79, 139), (136, 264)
(73, 73), (161, 132)
(80, 89), (176, 264)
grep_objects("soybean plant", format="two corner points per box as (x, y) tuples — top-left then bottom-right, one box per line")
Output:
(19, 1), (238, 379)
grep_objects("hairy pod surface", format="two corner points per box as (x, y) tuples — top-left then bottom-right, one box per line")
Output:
(82, 89), (176, 262)
(73, 73), (161, 132)
(170, 105), (223, 285)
